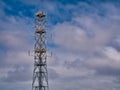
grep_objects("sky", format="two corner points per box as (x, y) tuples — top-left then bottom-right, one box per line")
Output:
(0, 0), (120, 90)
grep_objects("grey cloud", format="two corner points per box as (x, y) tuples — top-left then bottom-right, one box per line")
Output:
(109, 36), (120, 51)
(64, 58), (85, 69)
(95, 66), (120, 77)
(0, 50), (7, 68)
(1, 64), (32, 82)
(48, 68), (59, 80)
(114, 76), (120, 84)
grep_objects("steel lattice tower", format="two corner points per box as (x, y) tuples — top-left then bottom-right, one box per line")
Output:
(32, 11), (49, 90)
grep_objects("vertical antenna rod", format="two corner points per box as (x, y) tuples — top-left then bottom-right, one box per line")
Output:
(32, 11), (49, 90)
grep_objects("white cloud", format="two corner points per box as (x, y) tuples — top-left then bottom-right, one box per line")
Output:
(0, 31), (26, 48)
(85, 46), (120, 72)
(103, 47), (120, 62)
(0, 8), (33, 84)
(52, 16), (113, 52)
(5, 51), (33, 65)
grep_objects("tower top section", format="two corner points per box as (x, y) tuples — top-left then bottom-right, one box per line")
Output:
(35, 11), (46, 18)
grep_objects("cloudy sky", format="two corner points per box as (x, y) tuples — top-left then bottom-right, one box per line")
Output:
(0, 0), (120, 90)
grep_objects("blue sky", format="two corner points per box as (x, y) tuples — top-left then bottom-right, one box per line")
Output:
(0, 0), (120, 90)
